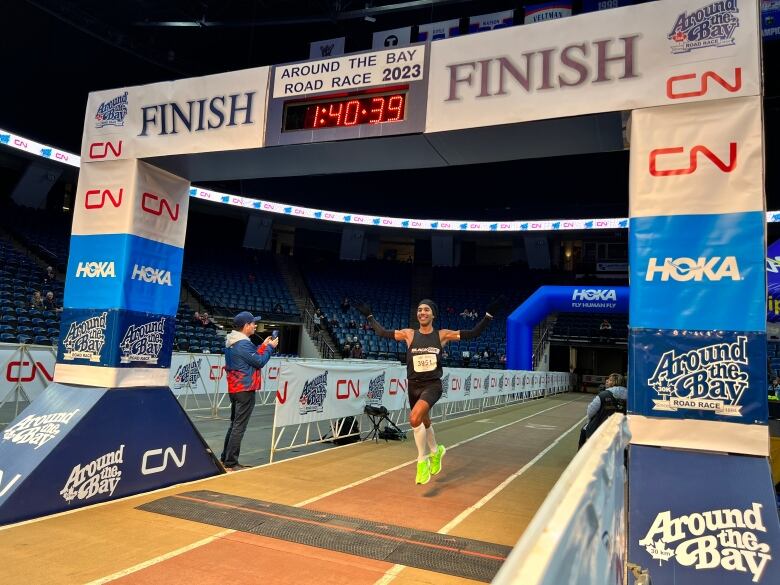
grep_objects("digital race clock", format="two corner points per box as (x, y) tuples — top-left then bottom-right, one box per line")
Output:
(265, 44), (428, 146)
(283, 87), (407, 131)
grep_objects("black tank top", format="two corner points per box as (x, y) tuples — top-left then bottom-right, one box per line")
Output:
(407, 329), (443, 382)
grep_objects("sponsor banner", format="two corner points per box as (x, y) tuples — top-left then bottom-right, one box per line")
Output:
(273, 45), (426, 99)
(417, 19), (461, 42)
(309, 37), (345, 60)
(583, 0), (635, 12)
(763, 0), (780, 39)
(372, 27), (412, 50)
(64, 234), (183, 316)
(628, 445), (780, 585)
(71, 159), (190, 248)
(0, 127), (80, 167)
(629, 212), (766, 331)
(524, 2), (572, 24)
(81, 67), (269, 161)
(0, 383), (221, 525)
(427, 0), (760, 133)
(629, 329), (767, 425)
(56, 308), (174, 371)
(468, 10), (514, 34)
(0, 345), (55, 403)
(597, 262), (628, 272)
(568, 287), (627, 312)
(767, 238), (780, 322)
(629, 96), (764, 218)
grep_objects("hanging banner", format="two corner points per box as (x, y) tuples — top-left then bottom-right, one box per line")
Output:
(628, 445), (780, 585)
(427, 0), (761, 133)
(309, 37), (345, 60)
(767, 239), (780, 322)
(524, 2), (572, 24)
(417, 19), (461, 42)
(764, 0), (780, 39)
(82, 67), (269, 161)
(468, 10), (514, 34)
(372, 26), (411, 50)
(582, 0), (635, 12)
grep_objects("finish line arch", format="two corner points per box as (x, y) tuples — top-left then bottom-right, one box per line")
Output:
(1, 2), (778, 584)
(506, 285), (629, 371)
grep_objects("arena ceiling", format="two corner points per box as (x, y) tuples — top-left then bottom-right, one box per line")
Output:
(2, 0), (778, 220)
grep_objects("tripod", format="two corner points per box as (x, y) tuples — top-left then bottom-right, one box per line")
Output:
(363, 404), (406, 442)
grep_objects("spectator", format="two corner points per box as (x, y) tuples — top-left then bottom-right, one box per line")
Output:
(30, 290), (44, 311)
(578, 373), (627, 449)
(460, 308), (471, 318)
(351, 343), (364, 359)
(42, 266), (56, 288)
(340, 297), (350, 313)
(43, 291), (61, 312)
(221, 311), (278, 471)
(482, 347), (491, 360)
(329, 315), (339, 327)
(770, 377), (780, 399)
(273, 302), (284, 313)
(499, 353), (507, 365)
(600, 319), (612, 331)
(312, 309), (322, 333)
(471, 309), (479, 319)
(342, 343), (352, 358)
(196, 311), (222, 329)
(347, 318), (357, 329)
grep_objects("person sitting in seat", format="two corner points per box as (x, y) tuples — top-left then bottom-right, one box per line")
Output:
(578, 373), (627, 450)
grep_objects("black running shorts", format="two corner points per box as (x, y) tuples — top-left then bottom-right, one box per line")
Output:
(408, 378), (443, 409)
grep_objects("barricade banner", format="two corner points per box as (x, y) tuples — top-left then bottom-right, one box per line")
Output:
(0, 345), (56, 404)
(628, 445), (780, 585)
(427, 0), (760, 132)
(81, 67), (270, 161)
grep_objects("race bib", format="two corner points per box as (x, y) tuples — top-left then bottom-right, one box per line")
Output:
(413, 354), (437, 372)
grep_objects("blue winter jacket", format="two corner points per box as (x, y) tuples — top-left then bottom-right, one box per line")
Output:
(224, 331), (274, 393)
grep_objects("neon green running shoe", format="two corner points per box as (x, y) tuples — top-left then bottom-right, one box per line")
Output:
(415, 458), (431, 485)
(430, 444), (446, 475)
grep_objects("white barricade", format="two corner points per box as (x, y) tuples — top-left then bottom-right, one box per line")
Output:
(493, 415), (630, 585)
(270, 361), (569, 459)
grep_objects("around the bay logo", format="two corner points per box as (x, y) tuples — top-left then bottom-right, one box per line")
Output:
(2, 409), (80, 449)
(441, 374), (450, 399)
(173, 358), (202, 390)
(60, 445), (125, 504)
(119, 318), (165, 364)
(463, 375), (471, 397)
(299, 371), (327, 414)
(366, 371), (385, 404)
(668, 0), (740, 54)
(95, 91), (128, 128)
(62, 312), (108, 362)
(647, 336), (748, 416)
(639, 503), (772, 582)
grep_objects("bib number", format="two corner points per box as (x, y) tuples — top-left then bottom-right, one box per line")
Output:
(413, 354), (436, 373)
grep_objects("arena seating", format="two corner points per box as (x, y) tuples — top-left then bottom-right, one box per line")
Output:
(768, 341), (780, 379)
(551, 313), (628, 343)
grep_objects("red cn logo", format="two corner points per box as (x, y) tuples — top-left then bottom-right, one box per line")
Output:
(277, 381), (289, 403)
(266, 365), (280, 380)
(451, 378), (461, 392)
(141, 192), (180, 221)
(336, 379), (360, 399)
(389, 378), (407, 395)
(649, 143), (737, 177)
(6, 361), (53, 383)
(209, 365), (225, 380)
(88, 140), (122, 160)
(85, 188), (123, 209)
(666, 68), (742, 100)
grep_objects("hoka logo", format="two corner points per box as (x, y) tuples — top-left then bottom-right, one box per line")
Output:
(366, 372), (385, 404)
(76, 261), (115, 278)
(131, 264), (172, 286)
(645, 257), (740, 282)
(572, 289), (617, 301)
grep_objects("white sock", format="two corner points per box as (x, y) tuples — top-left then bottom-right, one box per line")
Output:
(412, 423), (428, 462)
(426, 425), (437, 453)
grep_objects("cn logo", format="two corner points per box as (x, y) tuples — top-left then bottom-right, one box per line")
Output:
(141, 445), (187, 475)
(141, 192), (180, 221)
(666, 68), (742, 100)
(336, 379), (360, 399)
(85, 188), (123, 209)
(266, 365), (280, 380)
(209, 365), (225, 380)
(649, 143), (737, 177)
(88, 140), (122, 160)
(276, 381), (288, 403)
(388, 378), (407, 395)
(6, 361), (54, 383)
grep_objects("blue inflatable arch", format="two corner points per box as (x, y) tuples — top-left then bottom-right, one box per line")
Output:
(506, 286), (629, 371)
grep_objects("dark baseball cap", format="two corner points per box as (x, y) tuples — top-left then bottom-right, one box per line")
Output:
(233, 311), (261, 329)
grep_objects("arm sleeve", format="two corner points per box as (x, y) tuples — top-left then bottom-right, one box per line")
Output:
(459, 315), (492, 340)
(368, 316), (396, 339)
(237, 340), (273, 370)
